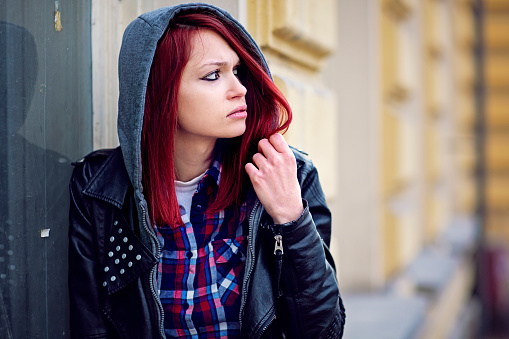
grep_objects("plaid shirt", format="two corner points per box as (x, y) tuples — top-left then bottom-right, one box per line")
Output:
(155, 159), (248, 338)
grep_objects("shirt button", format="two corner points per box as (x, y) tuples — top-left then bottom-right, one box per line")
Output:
(196, 205), (202, 212)
(183, 302), (189, 310)
(186, 251), (193, 259)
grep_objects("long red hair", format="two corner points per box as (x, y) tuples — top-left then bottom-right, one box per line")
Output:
(142, 11), (292, 227)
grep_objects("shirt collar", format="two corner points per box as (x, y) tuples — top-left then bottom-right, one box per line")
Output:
(203, 158), (222, 187)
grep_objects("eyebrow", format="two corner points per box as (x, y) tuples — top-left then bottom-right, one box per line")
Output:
(203, 61), (227, 67)
(199, 60), (241, 69)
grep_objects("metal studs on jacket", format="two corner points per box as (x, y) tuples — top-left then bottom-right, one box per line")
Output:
(101, 218), (157, 294)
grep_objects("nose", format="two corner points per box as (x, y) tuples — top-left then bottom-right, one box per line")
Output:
(229, 74), (247, 99)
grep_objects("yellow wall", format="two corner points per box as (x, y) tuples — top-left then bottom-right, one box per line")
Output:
(90, 1), (480, 335)
(246, 0), (477, 294)
(91, 0), (478, 300)
(377, 0), (476, 281)
(483, 0), (509, 245)
(246, 0), (338, 202)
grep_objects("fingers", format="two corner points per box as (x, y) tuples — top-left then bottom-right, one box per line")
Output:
(257, 133), (290, 157)
(268, 133), (290, 154)
(252, 133), (295, 171)
(257, 138), (277, 159)
(245, 134), (303, 225)
(251, 152), (267, 169)
(245, 162), (258, 178)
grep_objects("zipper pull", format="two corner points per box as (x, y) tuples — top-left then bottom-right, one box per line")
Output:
(273, 233), (284, 298)
(274, 234), (284, 255)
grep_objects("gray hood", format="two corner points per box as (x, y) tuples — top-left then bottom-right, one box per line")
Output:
(117, 3), (269, 221)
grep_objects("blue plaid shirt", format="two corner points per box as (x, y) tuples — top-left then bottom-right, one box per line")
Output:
(155, 159), (248, 338)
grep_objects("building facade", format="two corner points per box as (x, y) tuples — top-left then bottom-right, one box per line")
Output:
(0, 0), (488, 338)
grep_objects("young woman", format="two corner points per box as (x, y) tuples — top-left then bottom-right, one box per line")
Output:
(69, 3), (344, 339)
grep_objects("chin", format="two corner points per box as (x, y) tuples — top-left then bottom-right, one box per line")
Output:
(221, 126), (247, 139)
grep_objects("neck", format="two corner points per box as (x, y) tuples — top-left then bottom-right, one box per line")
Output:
(174, 131), (216, 182)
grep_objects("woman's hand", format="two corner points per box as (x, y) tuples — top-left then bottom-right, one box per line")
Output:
(245, 133), (304, 224)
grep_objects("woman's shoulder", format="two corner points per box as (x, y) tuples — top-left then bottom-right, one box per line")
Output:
(289, 146), (315, 173)
(289, 146), (326, 194)
(72, 148), (117, 167)
(71, 148), (118, 182)
(70, 147), (131, 203)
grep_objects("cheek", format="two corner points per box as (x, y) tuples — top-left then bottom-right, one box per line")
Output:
(180, 86), (220, 116)
(176, 90), (210, 131)
(178, 95), (203, 121)
(177, 88), (193, 119)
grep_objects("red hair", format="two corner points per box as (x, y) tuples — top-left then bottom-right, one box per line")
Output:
(142, 11), (292, 227)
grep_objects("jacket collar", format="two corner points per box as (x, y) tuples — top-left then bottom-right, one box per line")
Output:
(83, 147), (131, 209)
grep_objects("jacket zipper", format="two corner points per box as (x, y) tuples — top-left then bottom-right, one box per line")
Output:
(274, 234), (283, 255)
(240, 201), (285, 338)
(272, 225), (284, 298)
(140, 204), (165, 339)
(255, 311), (276, 339)
(239, 200), (261, 334)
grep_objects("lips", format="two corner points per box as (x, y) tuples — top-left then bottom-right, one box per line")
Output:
(227, 105), (248, 118)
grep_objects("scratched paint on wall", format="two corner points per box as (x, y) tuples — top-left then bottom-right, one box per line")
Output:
(54, 1), (62, 31)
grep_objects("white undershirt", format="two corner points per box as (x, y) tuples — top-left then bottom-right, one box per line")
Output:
(175, 171), (206, 216)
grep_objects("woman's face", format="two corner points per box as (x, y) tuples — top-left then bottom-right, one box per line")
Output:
(176, 29), (248, 144)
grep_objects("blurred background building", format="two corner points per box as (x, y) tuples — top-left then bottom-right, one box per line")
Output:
(1, 0), (508, 338)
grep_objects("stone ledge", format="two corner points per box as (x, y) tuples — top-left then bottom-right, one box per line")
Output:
(342, 216), (478, 339)
(342, 294), (427, 339)
(403, 248), (459, 295)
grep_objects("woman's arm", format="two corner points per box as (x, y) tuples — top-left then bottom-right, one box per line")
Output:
(245, 134), (345, 338)
(68, 161), (111, 339)
(278, 161), (345, 338)
(245, 133), (304, 224)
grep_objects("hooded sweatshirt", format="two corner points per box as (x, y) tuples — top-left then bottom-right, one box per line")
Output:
(69, 3), (344, 339)
(117, 3), (268, 225)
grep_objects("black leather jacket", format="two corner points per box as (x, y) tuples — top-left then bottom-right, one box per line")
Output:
(69, 147), (345, 338)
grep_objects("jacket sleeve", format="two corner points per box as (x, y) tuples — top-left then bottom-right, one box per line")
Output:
(277, 155), (345, 338)
(68, 162), (113, 339)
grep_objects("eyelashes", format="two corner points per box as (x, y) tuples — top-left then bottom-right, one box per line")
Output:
(201, 65), (240, 81)
(202, 70), (220, 81)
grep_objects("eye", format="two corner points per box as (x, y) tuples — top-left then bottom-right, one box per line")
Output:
(233, 64), (243, 78)
(202, 70), (220, 81)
